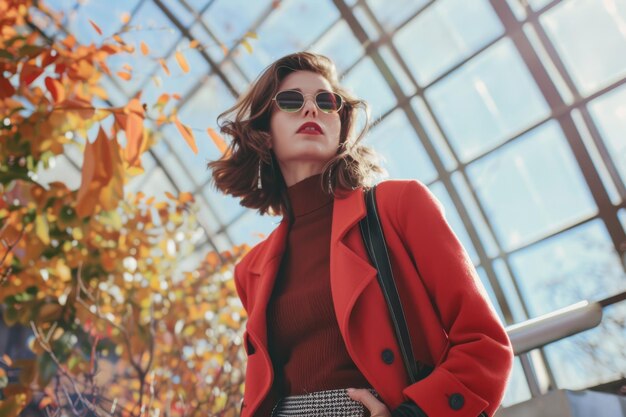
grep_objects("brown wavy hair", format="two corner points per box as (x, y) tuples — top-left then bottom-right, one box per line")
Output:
(207, 51), (385, 217)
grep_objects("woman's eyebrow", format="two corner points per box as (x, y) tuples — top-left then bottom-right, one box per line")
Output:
(289, 88), (328, 93)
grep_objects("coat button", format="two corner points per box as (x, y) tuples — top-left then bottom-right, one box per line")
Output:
(449, 393), (465, 410)
(381, 349), (394, 364)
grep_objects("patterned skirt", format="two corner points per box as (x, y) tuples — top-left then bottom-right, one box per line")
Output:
(271, 388), (379, 417)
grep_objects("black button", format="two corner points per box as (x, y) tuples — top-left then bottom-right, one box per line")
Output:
(449, 393), (465, 410)
(381, 349), (394, 364)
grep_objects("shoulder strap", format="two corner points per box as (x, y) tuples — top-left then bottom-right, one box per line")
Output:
(359, 185), (419, 384)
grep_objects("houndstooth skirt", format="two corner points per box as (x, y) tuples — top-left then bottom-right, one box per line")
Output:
(270, 388), (379, 417)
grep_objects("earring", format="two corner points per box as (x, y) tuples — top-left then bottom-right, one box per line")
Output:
(257, 159), (263, 190)
(328, 166), (333, 193)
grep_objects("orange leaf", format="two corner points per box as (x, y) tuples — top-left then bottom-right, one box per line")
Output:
(165, 191), (176, 200)
(62, 34), (76, 50)
(189, 39), (199, 49)
(45, 76), (65, 103)
(88, 19), (102, 35)
(179, 192), (194, 203)
(207, 127), (228, 154)
(158, 58), (170, 76)
(76, 127), (124, 217)
(220, 43), (229, 55)
(173, 116), (198, 155)
(172, 93), (181, 100)
(113, 34), (125, 45)
(98, 60), (112, 76)
(120, 12), (130, 24)
(2, 354), (12, 367)
(123, 64), (133, 72)
(123, 98), (146, 168)
(59, 97), (94, 119)
(140, 41), (149, 56)
(175, 51), (189, 73)
(117, 71), (131, 81)
(156, 93), (170, 106)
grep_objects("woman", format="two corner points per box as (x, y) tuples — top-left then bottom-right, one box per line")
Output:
(208, 52), (513, 417)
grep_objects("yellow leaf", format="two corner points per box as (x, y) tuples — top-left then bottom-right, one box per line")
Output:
(35, 215), (50, 245)
(175, 51), (189, 73)
(241, 39), (253, 54)
(207, 127), (228, 154)
(173, 116), (198, 155)
(89, 19), (102, 35)
(244, 31), (258, 40)
(140, 41), (149, 56)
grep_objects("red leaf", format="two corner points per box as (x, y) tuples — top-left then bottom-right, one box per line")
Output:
(88, 19), (102, 35)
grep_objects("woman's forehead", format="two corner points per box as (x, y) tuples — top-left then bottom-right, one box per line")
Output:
(279, 70), (332, 91)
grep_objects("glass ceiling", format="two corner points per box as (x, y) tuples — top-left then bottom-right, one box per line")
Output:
(32, 0), (626, 407)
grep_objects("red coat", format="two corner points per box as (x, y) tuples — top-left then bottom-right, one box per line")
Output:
(234, 179), (513, 417)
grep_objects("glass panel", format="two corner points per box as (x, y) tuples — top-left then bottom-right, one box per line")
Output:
(107, 1), (179, 96)
(429, 182), (480, 266)
(540, 0), (626, 96)
(195, 197), (221, 234)
(353, 4), (380, 41)
(234, 0), (339, 80)
(364, 0), (428, 32)
(66, 0), (140, 45)
(505, 0), (528, 21)
(619, 208), (626, 231)
(228, 210), (283, 247)
(36, 154), (81, 190)
(310, 20), (364, 74)
(493, 258), (528, 324)
(365, 109), (437, 183)
(142, 39), (209, 106)
(426, 38), (551, 162)
(343, 56), (397, 121)
(587, 82), (626, 192)
(202, 185), (245, 225)
(570, 108), (622, 205)
(510, 219), (626, 388)
(410, 96), (458, 171)
(158, 0), (196, 27)
(501, 358), (532, 407)
(173, 76), (236, 184)
(394, 0), (503, 86)
(379, 45), (416, 97)
(189, 20), (225, 63)
(467, 120), (597, 252)
(451, 171), (500, 260)
(476, 266), (505, 322)
(151, 140), (195, 191)
(528, 0), (556, 11)
(201, 0), (268, 41)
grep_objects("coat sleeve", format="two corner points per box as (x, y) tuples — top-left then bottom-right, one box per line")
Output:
(394, 180), (513, 417)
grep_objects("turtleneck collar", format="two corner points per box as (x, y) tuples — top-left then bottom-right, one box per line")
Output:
(286, 173), (334, 218)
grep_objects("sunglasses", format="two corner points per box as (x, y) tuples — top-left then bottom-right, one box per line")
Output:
(272, 89), (344, 114)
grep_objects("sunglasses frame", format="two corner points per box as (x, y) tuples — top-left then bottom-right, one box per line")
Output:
(272, 89), (345, 114)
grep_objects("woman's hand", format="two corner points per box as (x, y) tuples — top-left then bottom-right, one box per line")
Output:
(347, 388), (391, 417)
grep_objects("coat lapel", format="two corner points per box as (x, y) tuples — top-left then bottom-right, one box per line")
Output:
(246, 218), (289, 350)
(329, 186), (379, 346)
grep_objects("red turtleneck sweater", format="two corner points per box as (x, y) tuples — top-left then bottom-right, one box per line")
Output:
(265, 173), (371, 401)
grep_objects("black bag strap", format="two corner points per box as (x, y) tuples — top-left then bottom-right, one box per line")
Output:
(359, 185), (419, 384)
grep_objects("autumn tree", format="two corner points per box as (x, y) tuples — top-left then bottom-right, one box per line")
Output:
(0, 1), (251, 415)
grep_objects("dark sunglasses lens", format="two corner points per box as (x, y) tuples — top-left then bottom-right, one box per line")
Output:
(276, 91), (303, 112)
(316, 92), (342, 112)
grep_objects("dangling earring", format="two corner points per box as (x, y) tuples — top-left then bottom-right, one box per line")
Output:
(257, 159), (263, 190)
(328, 166), (333, 193)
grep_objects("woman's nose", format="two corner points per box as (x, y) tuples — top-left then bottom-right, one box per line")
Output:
(302, 96), (318, 116)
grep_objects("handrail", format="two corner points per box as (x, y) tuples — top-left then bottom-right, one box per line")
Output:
(505, 291), (626, 355)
